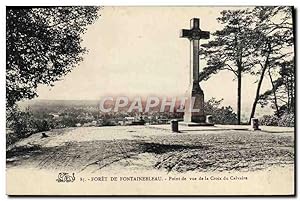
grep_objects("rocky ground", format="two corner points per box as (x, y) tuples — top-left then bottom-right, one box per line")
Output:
(6, 125), (294, 173)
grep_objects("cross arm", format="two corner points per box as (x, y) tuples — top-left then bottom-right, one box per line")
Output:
(180, 29), (192, 38)
(200, 31), (210, 39)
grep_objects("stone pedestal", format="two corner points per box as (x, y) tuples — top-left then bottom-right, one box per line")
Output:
(183, 82), (206, 123)
(180, 83), (214, 127)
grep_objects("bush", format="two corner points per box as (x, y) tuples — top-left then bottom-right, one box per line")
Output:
(59, 116), (77, 127)
(6, 106), (34, 138)
(101, 119), (117, 126)
(259, 115), (279, 126)
(6, 106), (52, 146)
(32, 119), (51, 132)
(204, 98), (238, 124)
(259, 113), (294, 127)
(278, 113), (294, 127)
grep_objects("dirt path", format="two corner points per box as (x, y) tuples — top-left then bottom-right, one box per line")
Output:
(6, 126), (294, 173)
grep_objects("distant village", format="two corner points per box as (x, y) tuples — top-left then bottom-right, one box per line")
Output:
(17, 100), (183, 130)
(48, 110), (183, 128)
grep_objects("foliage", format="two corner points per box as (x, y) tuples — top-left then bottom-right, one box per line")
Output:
(200, 6), (294, 123)
(248, 6), (294, 121)
(278, 113), (294, 127)
(33, 119), (51, 132)
(200, 9), (254, 81)
(204, 98), (238, 125)
(8, 108), (52, 133)
(258, 58), (295, 115)
(6, 6), (100, 108)
(101, 119), (117, 127)
(6, 106), (34, 139)
(6, 106), (52, 146)
(259, 112), (294, 127)
(200, 9), (256, 124)
(259, 115), (279, 126)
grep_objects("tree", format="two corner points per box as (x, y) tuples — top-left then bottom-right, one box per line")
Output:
(6, 6), (100, 108)
(258, 59), (295, 116)
(248, 6), (294, 122)
(200, 9), (255, 124)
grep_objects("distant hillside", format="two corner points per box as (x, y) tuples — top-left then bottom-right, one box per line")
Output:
(17, 99), (274, 118)
(18, 99), (100, 107)
(17, 98), (182, 113)
(241, 105), (274, 122)
(18, 99), (100, 110)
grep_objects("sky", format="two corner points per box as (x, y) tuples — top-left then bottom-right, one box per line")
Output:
(36, 6), (273, 117)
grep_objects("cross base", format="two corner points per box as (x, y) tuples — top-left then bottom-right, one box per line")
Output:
(179, 122), (214, 127)
(183, 82), (206, 123)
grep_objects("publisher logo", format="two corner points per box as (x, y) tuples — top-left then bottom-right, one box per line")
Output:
(56, 172), (75, 183)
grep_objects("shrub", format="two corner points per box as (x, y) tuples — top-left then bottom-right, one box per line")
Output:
(6, 106), (34, 138)
(259, 113), (294, 127)
(259, 115), (279, 126)
(6, 106), (52, 146)
(32, 119), (51, 132)
(278, 113), (294, 127)
(204, 98), (238, 125)
(101, 119), (116, 126)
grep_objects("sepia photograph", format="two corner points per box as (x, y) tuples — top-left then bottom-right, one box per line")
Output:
(5, 5), (295, 196)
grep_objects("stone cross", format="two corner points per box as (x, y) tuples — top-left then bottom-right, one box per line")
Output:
(180, 18), (210, 124)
